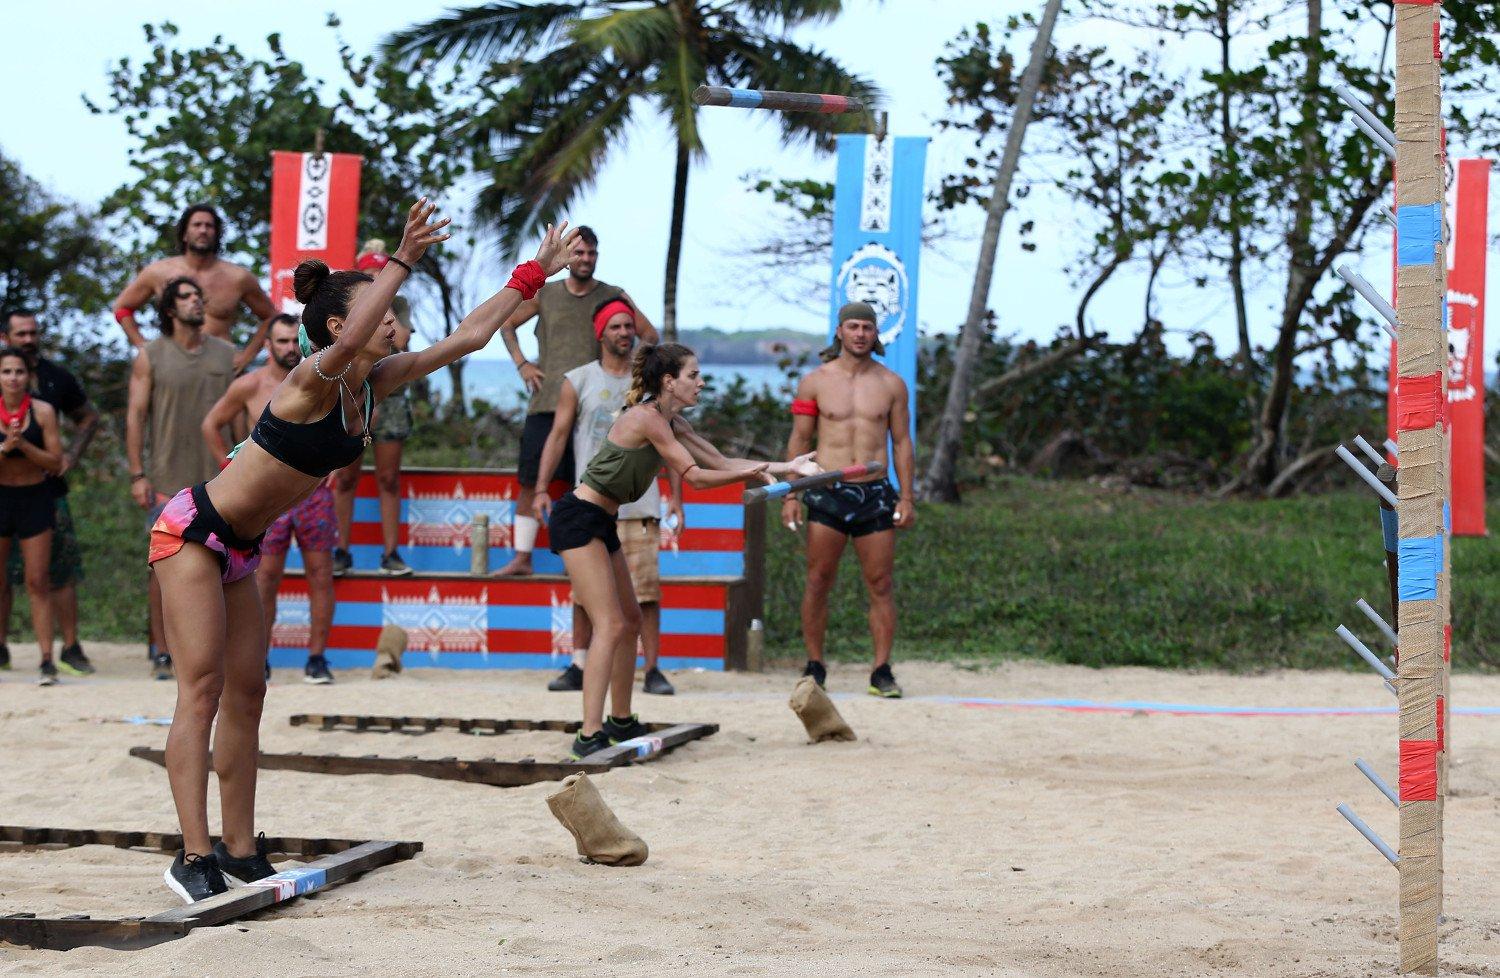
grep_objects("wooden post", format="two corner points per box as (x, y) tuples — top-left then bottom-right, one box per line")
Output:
(1392, 2), (1447, 972)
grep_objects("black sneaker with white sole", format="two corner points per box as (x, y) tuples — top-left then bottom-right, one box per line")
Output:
(303, 655), (334, 685)
(164, 851), (229, 903)
(212, 833), (277, 885)
(37, 659), (58, 686)
(569, 730), (612, 760)
(380, 549), (413, 576)
(603, 713), (649, 744)
(547, 663), (583, 691)
(802, 659), (827, 688)
(152, 653), (174, 681)
(331, 547), (353, 576)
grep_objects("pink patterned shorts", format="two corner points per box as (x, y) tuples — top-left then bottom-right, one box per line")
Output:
(148, 484), (263, 584)
(262, 482), (337, 557)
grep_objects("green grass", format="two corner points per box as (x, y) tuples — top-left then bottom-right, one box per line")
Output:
(17, 473), (1496, 673)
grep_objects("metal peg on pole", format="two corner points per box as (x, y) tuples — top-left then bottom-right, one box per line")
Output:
(1337, 803), (1400, 865)
(1355, 758), (1399, 807)
(1335, 265), (1398, 337)
(1355, 598), (1399, 648)
(1336, 446), (1399, 507)
(1353, 435), (1387, 467)
(1334, 85), (1397, 149)
(1384, 438), (1397, 456)
(1336, 624), (1398, 684)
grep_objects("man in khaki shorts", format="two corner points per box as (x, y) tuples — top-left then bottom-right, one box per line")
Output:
(532, 297), (682, 694)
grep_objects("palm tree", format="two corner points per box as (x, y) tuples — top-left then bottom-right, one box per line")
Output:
(385, 1), (881, 340)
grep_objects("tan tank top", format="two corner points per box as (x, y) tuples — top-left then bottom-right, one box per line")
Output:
(530, 278), (623, 414)
(146, 334), (236, 494)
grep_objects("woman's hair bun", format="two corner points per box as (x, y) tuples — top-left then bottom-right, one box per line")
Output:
(292, 259), (331, 304)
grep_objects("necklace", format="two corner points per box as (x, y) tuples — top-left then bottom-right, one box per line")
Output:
(340, 379), (372, 447)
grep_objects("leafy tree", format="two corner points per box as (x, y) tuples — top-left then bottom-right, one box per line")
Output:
(383, 0), (881, 340)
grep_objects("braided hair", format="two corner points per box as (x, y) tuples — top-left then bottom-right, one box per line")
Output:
(626, 343), (694, 407)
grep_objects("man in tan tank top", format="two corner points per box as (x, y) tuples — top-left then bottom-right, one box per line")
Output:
(112, 204), (277, 372)
(125, 276), (237, 679)
(493, 226), (659, 577)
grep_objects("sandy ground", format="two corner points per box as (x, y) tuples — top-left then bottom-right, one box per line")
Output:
(1, 643), (1499, 977)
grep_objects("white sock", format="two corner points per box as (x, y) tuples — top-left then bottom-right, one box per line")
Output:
(513, 515), (539, 555)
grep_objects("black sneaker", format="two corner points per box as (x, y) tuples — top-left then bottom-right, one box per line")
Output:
(379, 550), (413, 576)
(212, 833), (277, 885)
(58, 643), (95, 676)
(548, 663), (584, 691)
(37, 659), (58, 687)
(802, 660), (827, 688)
(603, 714), (649, 744)
(152, 653), (174, 681)
(303, 655), (334, 685)
(569, 730), (613, 760)
(0, 644), (10, 670)
(868, 663), (902, 698)
(332, 548), (353, 576)
(642, 667), (675, 696)
(164, 851), (229, 903)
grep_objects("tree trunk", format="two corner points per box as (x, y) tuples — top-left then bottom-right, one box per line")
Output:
(1239, 0), (1321, 490)
(446, 360), (467, 416)
(1217, 0), (1253, 376)
(660, 136), (691, 343)
(919, 0), (1065, 503)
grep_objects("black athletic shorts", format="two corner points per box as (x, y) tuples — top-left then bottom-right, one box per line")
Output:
(803, 478), (898, 538)
(548, 492), (620, 554)
(0, 482), (57, 540)
(518, 412), (575, 488)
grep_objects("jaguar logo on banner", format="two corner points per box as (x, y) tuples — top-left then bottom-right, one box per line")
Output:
(836, 242), (910, 349)
(269, 150), (362, 313)
(406, 482), (515, 551)
(382, 586), (488, 661)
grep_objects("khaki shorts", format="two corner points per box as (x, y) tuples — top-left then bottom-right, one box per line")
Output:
(617, 517), (661, 604)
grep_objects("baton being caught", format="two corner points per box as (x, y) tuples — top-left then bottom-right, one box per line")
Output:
(743, 462), (885, 504)
(691, 85), (866, 115)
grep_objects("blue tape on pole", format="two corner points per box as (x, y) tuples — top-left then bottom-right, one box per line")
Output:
(1445, 501), (1451, 534)
(727, 88), (763, 108)
(761, 481), (792, 498)
(1398, 534), (1442, 601)
(1381, 508), (1399, 553)
(1396, 203), (1442, 266)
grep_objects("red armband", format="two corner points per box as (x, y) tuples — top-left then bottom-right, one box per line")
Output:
(791, 399), (819, 417)
(506, 260), (546, 301)
(114, 306), (137, 325)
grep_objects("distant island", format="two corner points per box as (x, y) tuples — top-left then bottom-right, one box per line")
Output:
(678, 326), (824, 365)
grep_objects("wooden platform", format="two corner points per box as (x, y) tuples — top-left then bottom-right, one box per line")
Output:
(0, 826), (421, 951)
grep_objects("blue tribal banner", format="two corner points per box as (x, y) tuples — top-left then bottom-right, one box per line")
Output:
(829, 134), (927, 450)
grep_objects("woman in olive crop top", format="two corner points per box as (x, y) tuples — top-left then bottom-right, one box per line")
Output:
(537, 342), (819, 760)
(147, 199), (581, 904)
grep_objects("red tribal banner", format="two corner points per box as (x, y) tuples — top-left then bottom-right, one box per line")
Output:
(1387, 158), (1491, 536)
(268, 151), (362, 312)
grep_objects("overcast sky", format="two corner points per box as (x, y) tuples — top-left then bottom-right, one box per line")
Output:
(3, 1), (1497, 366)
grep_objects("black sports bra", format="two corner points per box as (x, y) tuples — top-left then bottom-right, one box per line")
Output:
(1, 409), (43, 458)
(249, 381), (373, 478)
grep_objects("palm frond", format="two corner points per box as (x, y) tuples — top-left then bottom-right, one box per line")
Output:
(570, 5), (679, 63)
(728, 0), (850, 30)
(382, 1), (589, 67)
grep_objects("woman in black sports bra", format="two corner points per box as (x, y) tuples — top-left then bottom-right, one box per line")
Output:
(0, 347), (63, 685)
(147, 199), (581, 903)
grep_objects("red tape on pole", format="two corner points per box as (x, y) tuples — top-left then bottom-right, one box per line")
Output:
(1396, 372), (1444, 431)
(1399, 739), (1439, 801)
(1437, 696), (1446, 751)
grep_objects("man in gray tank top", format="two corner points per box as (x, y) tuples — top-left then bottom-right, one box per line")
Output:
(531, 300), (682, 695)
(125, 276), (236, 679)
(494, 227), (658, 577)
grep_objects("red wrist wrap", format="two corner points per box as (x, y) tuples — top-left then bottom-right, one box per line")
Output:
(113, 306), (136, 325)
(791, 399), (819, 417)
(506, 260), (546, 301)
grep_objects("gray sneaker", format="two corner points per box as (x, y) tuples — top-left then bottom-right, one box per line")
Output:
(642, 667), (675, 695)
(37, 659), (58, 687)
(380, 550), (413, 576)
(331, 548), (353, 576)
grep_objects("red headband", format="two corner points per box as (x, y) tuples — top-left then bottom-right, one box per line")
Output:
(593, 299), (635, 340)
(356, 252), (391, 272)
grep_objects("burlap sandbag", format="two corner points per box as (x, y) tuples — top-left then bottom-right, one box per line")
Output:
(789, 676), (857, 742)
(371, 625), (407, 680)
(546, 773), (648, 866)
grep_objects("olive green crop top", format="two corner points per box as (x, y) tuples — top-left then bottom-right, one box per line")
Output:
(581, 438), (664, 505)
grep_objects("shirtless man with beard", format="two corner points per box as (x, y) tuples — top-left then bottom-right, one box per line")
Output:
(201, 315), (338, 685)
(781, 301), (915, 699)
(114, 204), (277, 372)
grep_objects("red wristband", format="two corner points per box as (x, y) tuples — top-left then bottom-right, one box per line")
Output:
(506, 260), (546, 301)
(791, 399), (819, 417)
(113, 306), (136, 325)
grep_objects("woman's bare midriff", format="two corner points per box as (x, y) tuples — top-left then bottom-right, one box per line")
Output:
(200, 443), (330, 539)
(574, 482), (621, 514)
(0, 455), (48, 489)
